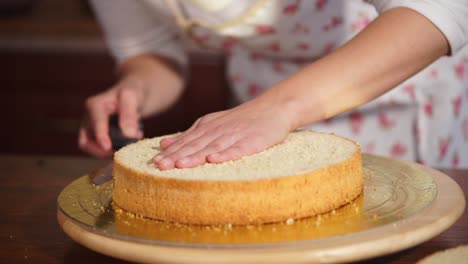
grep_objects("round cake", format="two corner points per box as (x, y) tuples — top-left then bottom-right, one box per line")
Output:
(113, 130), (363, 225)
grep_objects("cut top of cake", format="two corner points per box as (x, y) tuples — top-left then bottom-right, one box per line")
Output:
(114, 131), (360, 181)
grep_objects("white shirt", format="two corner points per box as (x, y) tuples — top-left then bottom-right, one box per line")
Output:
(90, 0), (468, 67)
(89, 0), (468, 168)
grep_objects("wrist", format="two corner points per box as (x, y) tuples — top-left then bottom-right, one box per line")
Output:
(258, 78), (327, 131)
(118, 54), (185, 117)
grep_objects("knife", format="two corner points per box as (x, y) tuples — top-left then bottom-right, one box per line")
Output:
(91, 162), (114, 186)
(92, 115), (143, 186)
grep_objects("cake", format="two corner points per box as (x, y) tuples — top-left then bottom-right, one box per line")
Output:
(114, 195), (365, 244)
(113, 130), (363, 225)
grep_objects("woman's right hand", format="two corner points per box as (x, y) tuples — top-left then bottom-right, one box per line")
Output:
(79, 76), (145, 158)
(78, 55), (184, 158)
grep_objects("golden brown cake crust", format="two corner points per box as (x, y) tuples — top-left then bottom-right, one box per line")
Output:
(113, 147), (363, 225)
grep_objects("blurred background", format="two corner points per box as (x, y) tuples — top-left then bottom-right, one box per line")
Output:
(0, 0), (230, 156)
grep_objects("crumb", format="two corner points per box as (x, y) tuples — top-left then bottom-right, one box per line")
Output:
(286, 218), (294, 225)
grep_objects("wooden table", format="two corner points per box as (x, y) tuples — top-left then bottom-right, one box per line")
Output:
(0, 155), (466, 264)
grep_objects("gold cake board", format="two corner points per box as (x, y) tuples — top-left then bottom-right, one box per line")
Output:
(57, 155), (465, 263)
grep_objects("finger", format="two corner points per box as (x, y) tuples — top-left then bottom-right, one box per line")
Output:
(207, 137), (264, 164)
(158, 120), (200, 152)
(78, 128), (113, 158)
(154, 118), (204, 161)
(118, 88), (141, 138)
(85, 96), (115, 151)
(158, 110), (228, 151)
(155, 133), (215, 170)
(78, 127), (87, 148)
(160, 136), (179, 149)
(175, 134), (239, 168)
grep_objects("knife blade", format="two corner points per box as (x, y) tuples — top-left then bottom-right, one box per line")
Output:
(91, 162), (114, 186)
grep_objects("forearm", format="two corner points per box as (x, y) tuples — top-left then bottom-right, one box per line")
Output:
(260, 7), (449, 129)
(118, 54), (185, 117)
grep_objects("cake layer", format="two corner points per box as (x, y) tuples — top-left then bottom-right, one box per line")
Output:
(113, 131), (363, 225)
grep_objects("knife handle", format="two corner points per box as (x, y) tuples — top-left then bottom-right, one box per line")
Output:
(109, 115), (143, 151)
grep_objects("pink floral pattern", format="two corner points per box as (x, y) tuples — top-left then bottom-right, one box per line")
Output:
(322, 43), (335, 55)
(429, 68), (438, 78)
(452, 151), (460, 168)
(391, 142), (407, 158)
(297, 42), (310, 51)
(218, 0), (468, 168)
(423, 96), (434, 118)
(223, 36), (238, 55)
(455, 59), (466, 80)
(402, 84), (416, 101)
(292, 22), (310, 34)
(273, 62), (285, 73)
(438, 136), (451, 160)
(248, 83), (262, 97)
(283, 0), (301, 15)
(268, 43), (281, 52)
(377, 112), (396, 129)
(349, 111), (363, 135)
(352, 13), (371, 32)
(323, 16), (343, 31)
(315, 0), (327, 11)
(452, 95), (462, 117)
(255, 25), (276, 34)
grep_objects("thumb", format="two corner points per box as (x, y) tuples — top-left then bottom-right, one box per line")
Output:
(118, 88), (142, 138)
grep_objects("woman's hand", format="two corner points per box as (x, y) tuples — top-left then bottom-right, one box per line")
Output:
(79, 55), (184, 158)
(79, 76), (146, 158)
(153, 98), (295, 170)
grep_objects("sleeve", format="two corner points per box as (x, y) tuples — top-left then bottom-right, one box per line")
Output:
(90, 0), (188, 68)
(366, 0), (468, 54)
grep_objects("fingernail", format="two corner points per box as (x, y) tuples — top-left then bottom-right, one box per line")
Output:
(207, 153), (221, 163)
(137, 131), (144, 139)
(101, 140), (111, 151)
(178, 158), (189, 166)
(123, 126), (137, 138)
(153, 155), (163, 162)
(78, 135), (86, 146)
(158, 158), (171, 168)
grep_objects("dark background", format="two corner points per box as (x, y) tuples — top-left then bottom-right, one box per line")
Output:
(0, 0), (230, 156)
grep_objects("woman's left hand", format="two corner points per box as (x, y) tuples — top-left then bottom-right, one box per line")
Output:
(152, 98), (295, 170)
